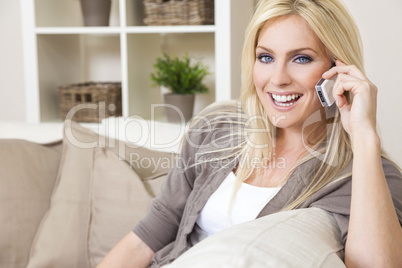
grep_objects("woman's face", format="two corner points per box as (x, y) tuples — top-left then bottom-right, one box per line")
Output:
(253, 15), (332, 131)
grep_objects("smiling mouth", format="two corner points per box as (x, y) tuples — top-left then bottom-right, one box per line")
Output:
(269, 93), (303, 107)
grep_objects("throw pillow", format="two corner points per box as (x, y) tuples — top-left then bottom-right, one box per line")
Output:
(163, 208), (346, 268)
(27, 121), (171, 268)
(0, 139), (61, 268)
(88, 147), (153, 267)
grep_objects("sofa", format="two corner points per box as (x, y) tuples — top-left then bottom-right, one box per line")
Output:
(1, 119), (346, 268)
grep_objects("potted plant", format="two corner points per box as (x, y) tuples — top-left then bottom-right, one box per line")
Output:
(80, 0), (111, 26)
(150, 53), (209, 122)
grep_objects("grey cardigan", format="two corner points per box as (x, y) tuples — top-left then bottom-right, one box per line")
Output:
(133, 104), (402, 267)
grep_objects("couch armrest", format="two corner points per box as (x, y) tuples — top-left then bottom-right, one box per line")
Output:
(0, 139), (61, 268)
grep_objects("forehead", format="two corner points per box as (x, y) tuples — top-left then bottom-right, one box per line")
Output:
(257, 15), (325, 53)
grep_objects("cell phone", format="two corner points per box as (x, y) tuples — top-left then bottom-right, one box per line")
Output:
(315, 74), (338, 107)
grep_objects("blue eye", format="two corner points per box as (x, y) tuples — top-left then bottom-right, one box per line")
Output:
(257, 54), (273, 63)
(294, 56), (312, 64)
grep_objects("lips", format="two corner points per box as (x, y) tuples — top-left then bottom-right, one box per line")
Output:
(266, 92), (303, 110)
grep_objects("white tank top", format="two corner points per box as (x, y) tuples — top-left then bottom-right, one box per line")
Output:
(190, 171), (281, 246)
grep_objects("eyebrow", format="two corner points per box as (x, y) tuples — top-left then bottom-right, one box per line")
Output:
(256, 46), (318, 55)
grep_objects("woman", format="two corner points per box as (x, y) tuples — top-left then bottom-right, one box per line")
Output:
(98, 0), (402, 267)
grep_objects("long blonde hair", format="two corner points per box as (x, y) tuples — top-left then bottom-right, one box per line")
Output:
(190, 0), (386, 210)
(235, 0), (364, 209)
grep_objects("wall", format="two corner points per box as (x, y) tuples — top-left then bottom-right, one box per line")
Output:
(343, 0), (402, 166)
(0, 0), (401, 166)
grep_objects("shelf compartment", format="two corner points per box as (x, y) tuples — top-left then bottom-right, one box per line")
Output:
(35, 0), (120, 27)
(36, 34), (121, 122)
(125, 0), (215, 28)
(125, 0), (145, 26)
(126, 32), (215, 121)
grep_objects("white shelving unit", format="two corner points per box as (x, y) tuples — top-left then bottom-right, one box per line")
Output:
(20, 0), (255, 123)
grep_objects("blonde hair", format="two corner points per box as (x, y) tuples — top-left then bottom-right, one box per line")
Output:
(190, 0), (388, 211)
(235, 0), (364, 210)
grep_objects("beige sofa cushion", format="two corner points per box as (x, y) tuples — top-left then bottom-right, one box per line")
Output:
(88, 147), (154, 266)
(27, 121), (172, 268)
(0, 139), (61, 268)
(164, 208), (346, 268)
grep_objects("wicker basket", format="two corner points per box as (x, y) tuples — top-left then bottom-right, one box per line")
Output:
(58, 82), (122, 122)
(143, 0), (214, 26)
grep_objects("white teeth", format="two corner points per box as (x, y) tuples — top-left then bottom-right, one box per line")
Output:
(276, 102), (294, 107)
(271, 93), (301, 103)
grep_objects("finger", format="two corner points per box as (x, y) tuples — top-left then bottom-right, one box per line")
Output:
(331, 73), (348, 107)
(332, 73), (360, 94)
(336, 93), (348, 108)
(338, 100), (351, 115)
(338, 101), (351, 133)
(335, 75), (374, 96)
(333, 73), (361, 91)
(333, 80), (359, 95)
(336, 72), (361, 83)
(335, 59), (347, 67)
(322, 60), (366, 80)
(323, 65), (364, 79)
(333, 80), (361, 108)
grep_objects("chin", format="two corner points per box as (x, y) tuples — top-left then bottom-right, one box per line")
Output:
(271, 121), (301, 130)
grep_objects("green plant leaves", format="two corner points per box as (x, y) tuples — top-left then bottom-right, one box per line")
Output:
(150, 53), (209, 95)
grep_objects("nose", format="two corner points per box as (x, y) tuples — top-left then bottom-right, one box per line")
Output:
(270, 62), (292, 87)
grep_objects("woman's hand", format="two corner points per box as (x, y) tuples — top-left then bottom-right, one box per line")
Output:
(322, 60), (378, 140)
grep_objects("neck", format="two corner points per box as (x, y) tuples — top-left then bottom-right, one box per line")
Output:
(274, 128), (305, 155)
(274, 121), (326, 155)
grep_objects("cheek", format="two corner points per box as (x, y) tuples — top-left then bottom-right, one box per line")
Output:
(292, 67), (319, 88)
(305, 74), (321, 90)
(253, 64), (268, 90)
(300, 64), (330, 91)
(293, 70), (322, 98)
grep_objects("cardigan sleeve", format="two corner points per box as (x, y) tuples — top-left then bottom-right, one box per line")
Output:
(132, 103), (235, 252)
(132, 125), (204, 252)
(309, 157), (402, 245)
